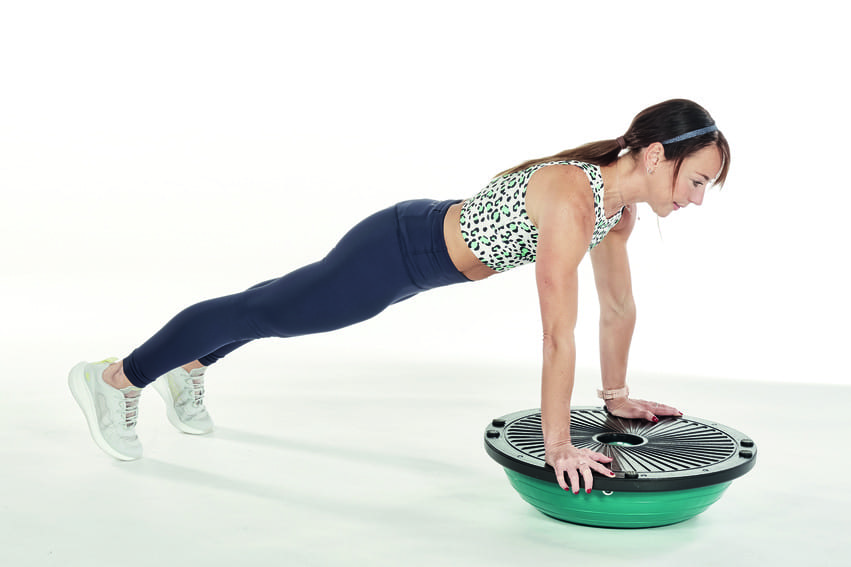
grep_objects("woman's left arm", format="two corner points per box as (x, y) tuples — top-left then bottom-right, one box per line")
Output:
(589, 206), (682, 421)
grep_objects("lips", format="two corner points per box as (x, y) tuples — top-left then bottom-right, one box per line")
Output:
(673, 203), (681, 211)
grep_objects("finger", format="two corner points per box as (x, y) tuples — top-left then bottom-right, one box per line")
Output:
(590, 460), (616, 479)
(555, 467), (570, 492)
(591, 451), (613, 463)
(643, 410), (659, 423)
(639, 399), (683, 417)
(566, 467), (581, 495)
(654, 403), (683, 416)
(580, 464), (595, 493)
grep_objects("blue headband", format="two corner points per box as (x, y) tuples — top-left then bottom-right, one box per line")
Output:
(662, 125), (718, 145)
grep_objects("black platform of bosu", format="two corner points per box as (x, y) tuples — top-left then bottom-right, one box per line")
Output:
(484, 407), (757, 528)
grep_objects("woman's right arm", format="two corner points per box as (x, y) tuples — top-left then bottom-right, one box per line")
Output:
(530, 165), (616, 493)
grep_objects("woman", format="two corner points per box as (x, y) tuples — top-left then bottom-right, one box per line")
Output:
(69, 98), (729, 494)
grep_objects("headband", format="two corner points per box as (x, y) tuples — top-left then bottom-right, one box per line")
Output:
(662, 124), (718, 145)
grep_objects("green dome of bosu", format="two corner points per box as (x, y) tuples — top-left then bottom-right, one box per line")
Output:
(484, 407), (756, 528)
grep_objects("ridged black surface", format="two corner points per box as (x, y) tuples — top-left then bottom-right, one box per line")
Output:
(485, 408), (757, 492)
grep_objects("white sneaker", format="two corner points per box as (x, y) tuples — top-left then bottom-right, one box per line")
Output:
(153, 367), (214, 435)
(68, 358), (143, 461)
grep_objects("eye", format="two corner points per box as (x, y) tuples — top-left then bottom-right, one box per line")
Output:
(691, 180), (704, 189)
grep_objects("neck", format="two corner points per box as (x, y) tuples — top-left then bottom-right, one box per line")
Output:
(599, 156), (648, 218)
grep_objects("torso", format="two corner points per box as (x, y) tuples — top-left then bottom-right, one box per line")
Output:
(444, 161), (624, 280)
(444, 203), (497, 281)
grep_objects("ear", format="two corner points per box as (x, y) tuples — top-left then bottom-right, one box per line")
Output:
(643, 142), (666, 169)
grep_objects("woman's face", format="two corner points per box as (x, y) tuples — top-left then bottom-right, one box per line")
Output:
(650, 144), (723, 217)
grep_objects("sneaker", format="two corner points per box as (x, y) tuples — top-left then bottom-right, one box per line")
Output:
(68, 358), (143, 461)
(153, 367), (214, 435)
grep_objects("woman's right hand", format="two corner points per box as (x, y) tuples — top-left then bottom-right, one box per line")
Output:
(545, 441), (616, 493)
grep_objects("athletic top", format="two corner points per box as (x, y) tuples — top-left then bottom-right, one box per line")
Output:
(459, 160), (624, 272)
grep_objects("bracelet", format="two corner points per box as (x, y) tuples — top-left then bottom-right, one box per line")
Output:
(597, 386), (629, 400)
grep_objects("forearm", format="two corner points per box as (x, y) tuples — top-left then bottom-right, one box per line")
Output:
(541, 334), (576, 447)
(598, 301), (636, 391)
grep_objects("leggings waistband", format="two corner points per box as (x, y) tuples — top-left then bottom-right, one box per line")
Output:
(395, 199), (470, 289)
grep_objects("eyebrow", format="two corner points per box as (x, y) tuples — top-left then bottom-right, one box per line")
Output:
(696, 172), (711, 182)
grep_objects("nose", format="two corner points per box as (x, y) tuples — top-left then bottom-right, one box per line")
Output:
(690, 185), (706, 206)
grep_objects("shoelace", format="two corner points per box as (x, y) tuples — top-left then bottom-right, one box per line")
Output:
(120, 388), (141, 429)
(186, 377), (206, 408)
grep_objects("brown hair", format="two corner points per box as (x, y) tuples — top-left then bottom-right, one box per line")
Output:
(495, 99), (730, 188)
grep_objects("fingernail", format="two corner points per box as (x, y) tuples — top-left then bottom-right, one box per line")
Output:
(652, 416), (659, 423)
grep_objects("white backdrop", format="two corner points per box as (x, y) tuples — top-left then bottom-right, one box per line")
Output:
(2, 0), (848, 387)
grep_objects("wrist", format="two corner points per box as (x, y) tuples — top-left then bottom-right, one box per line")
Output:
(544, 438), (573, 451)
(599, 385), (629, 412)
(604, 397), (630, 411)
(597, 385), (629, 400)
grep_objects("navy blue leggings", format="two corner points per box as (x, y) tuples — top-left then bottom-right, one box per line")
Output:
(123, 199), (471, 387)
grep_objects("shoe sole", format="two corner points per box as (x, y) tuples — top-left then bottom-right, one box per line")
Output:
(68, 362), (141, 461)
(152, 376), (213, 435)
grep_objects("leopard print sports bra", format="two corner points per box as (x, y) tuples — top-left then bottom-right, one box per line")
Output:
(459, 160), (623, 272)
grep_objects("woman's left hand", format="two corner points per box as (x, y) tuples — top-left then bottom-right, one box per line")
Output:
(605, 397), (683, 423)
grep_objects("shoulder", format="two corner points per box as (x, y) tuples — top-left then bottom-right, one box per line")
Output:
(529, 162), (588, 184)
(526, 163), (595, 230)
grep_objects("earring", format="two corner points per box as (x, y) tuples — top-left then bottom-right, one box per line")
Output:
(647, 168), (655, 175)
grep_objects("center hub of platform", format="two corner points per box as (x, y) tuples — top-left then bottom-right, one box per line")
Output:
(592, 432), (647, 447)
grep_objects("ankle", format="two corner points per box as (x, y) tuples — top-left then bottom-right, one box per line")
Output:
(103, 361), (134, 390)
(181, 360), (205, 373)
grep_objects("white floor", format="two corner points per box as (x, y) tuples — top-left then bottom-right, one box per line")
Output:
(1, 347), (848, 567)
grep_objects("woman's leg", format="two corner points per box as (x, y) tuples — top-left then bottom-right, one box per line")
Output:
(191, 278), (279, 367)
(102, 278), (278, 389)
(71, 199), (471, 459)
(151, 277), (284, 434)
(115, 205), (418, 388)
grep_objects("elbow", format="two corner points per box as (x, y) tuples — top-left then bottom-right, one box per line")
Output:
(600, 296), (636, 325)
